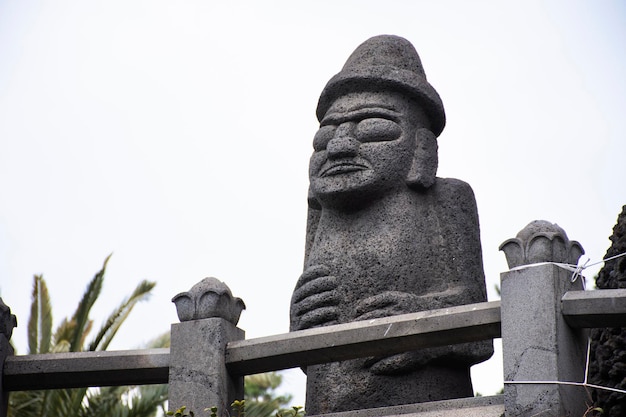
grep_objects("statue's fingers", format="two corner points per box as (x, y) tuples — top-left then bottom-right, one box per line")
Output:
(292, 275), (337, 303)
(298, 306), (339, 330)
(368, 353), (417, 375)
(355, 305), (409, 321)
(297, 264), (330, 285)
(292, 290), (340, 317)
(354, 293), (396, 316)
(354, 308), (392, 321)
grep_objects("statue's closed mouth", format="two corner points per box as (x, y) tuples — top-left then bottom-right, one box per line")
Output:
(319, 160), (370, 177)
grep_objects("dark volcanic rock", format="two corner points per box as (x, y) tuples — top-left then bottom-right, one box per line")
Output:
(589, 205), (626, 417)
(290, 35), (492, 415)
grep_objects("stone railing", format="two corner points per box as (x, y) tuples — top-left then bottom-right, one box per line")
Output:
(2, 225), (626, 416)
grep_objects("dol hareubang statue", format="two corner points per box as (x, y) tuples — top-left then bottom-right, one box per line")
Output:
(290, 35), (493, 413)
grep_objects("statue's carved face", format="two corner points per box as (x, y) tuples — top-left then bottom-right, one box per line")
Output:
(309, 90), (426, 209)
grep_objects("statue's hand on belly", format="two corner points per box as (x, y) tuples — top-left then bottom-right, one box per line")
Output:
(354, 291), (421, 321)
(290, 264), (340, 331)
(355, 291), (435, 375)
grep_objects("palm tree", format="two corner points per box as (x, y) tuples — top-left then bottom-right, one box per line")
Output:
(7, 255), (169, 417)
(243, 372), (293, 417)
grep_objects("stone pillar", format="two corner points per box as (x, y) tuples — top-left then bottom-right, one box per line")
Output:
(500, 221), (588, 417)
(0, 299), (17, 417)
(169, 278), (246, 417)
(169, 318), (244, 414)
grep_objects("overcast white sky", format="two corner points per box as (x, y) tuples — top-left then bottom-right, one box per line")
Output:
(1, 0), (625, 405)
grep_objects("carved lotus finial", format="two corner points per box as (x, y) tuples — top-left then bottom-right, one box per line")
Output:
(172, 277), (246, 324)
(499, 220), (584, 269)
(0, 298), (18, 340)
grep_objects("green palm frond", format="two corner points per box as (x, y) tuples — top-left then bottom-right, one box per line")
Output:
(27, 275), (52, 354)
(53, 317), (75, 347)
(145, 331), (171, 349)
(80, 386), (126, 417)
(81, 384), (167, 417)
(127, 384), (169, 417)
(44, 388), (89, 417)
(244, 372), (292, 417)
(69, 254), (110, 351)
(8, 255), (167, 417)
(6, 390), (44, 417)
(245, 400), (285, 417)
(51, 339), (71, 353)
(88, 279), (156, 351)
(245, 372), (285, 398)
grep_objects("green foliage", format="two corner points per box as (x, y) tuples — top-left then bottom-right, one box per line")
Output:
(167, 405), (194, 417)
(244, 372), (293, 417)
(168, 373), (303, 417)
(229, 396), (304, 417)
(27, 274), (52, 354)
(583, 406), (604, 416)
(7, 255), (168, 417)
(275, 406), (304, 417)
(231, 400), (246, 417)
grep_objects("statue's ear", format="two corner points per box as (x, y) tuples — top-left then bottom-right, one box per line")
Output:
(307, 185), (321, 210)
(305, 185), (321, 265)
(406, 128), (438, 190)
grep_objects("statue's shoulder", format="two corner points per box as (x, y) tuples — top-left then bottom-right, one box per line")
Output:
(422, 177), (480, 230)
(425, 177), (481, 250)
(429, 177), (477, 205)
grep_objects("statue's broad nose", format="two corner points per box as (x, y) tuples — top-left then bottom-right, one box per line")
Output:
(327, 123), (359, 159)
(326, 136), (360, 158)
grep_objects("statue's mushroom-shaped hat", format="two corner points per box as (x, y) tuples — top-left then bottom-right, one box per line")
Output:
(317, 35), (446, 137)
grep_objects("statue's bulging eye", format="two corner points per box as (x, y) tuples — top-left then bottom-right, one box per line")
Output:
(355, 118), (402, 143)
(313, 125), (337, 151)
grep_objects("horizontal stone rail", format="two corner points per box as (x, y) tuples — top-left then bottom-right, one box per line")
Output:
(4, 301), (501, 391)
(226, 300), (501, 375)
(562, 288), (626, 328)
(305, 395), (504, 417)
(4, 289), (626, 392)
(4, 348), (170, 391)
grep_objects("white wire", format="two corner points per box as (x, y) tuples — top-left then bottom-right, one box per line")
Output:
(503, 251), (626, 395)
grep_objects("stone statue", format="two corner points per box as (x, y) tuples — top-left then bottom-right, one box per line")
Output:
(290, 35), (493, 414)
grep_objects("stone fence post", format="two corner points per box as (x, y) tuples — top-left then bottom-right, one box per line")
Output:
(169, 278), (246, 417)
(0, 299), (17, 417)
(499, 221), (588, 417)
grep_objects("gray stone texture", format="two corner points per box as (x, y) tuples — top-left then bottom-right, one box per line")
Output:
(172, 277), (245, 324)
(305, 395), (504, 417)
(4, 349), (169, 390)
(499, 220), (584, 269)
(0, 336), (12, 417)
(168, 318), (244, 417)
(0, 298), (16, 417)
(561, 288), (626, 328)
(290, 35), (492, 414)
(499, 222), (587, 417)
(0, 299), (16, 342)
(501, 264), (588, 417)
(589, 205), (626, 417)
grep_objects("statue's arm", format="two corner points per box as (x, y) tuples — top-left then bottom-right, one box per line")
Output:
(290, 193), (341, 332)
(356, 179), (492, 373)
(435, 178), (489, 304)
(304, 193), (321, 267)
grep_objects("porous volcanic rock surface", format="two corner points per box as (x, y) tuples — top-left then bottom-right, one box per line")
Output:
(589, 205), (626, 417)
